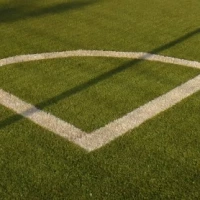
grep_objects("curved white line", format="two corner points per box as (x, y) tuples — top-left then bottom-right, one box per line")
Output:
(0, 50), (200, 69)
(0, 50), (200, 152)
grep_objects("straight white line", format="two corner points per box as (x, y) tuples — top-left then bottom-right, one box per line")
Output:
(0, 89), (86, 141)
(74, 75), (200, 151)
(0, 50), (200, 152)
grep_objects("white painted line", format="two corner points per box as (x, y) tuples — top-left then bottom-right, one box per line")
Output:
(0, 89), (86, 141)
(1, 50), (200, 69)
(74, 75), (200, 151)
(0, 50), (200, 152)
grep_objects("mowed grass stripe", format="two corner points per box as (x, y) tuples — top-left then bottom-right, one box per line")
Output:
(0, 57), (199, 131)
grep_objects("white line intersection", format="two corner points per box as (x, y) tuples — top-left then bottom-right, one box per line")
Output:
(0, 50), (200, 151)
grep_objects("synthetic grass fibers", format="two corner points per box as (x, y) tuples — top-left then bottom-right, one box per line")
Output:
(0, 51), (200, 151)
(0, 0), (200, 199)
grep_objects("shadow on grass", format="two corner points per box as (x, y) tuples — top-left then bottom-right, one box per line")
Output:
(0, 28), (199, 130)
(0, 0), (97, 24)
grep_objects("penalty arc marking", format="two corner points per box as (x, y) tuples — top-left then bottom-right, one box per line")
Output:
(0, 50), (200, 152)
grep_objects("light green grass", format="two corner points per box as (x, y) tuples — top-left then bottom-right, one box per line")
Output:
(0, 92), (200, 199)
(0, 58), (199, 131)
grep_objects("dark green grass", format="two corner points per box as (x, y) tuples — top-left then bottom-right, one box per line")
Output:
(0, 0), (200, 198)
(0, 0), (199, 61)
(0, 58), (199, 131)
(0, 92), (199, 199)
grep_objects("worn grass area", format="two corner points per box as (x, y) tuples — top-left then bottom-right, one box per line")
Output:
(0, 58), (199, 132)
(0, 92), (200, 199)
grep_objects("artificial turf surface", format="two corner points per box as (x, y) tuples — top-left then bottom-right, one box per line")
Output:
(0, 92), (200, 199)
(0, 0), (199, 61)
(0, 0), (200, 199)
(0, 58), (199, 132)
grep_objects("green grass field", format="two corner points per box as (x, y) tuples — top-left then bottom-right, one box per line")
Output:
(0, 0), (200, 199)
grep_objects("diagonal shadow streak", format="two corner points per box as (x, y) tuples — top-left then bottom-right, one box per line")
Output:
(0, 0), (97, 24)
(0, 28), (200, 130)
